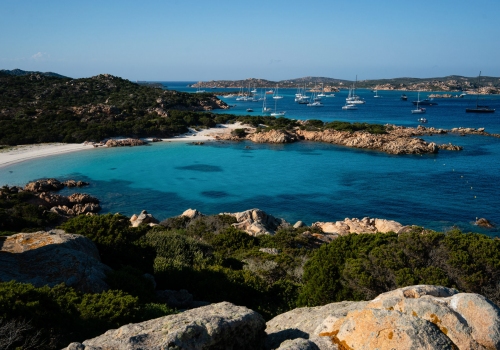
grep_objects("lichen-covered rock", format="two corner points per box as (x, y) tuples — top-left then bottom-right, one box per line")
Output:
(105, 138), (146, 147)
(0, 230), (110, 293)
(64, 302), (266, 350)
(266, 285), (500, 350)
(221, 208), (289, 236)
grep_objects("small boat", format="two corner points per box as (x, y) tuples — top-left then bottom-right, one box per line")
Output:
(195, 84), (205, 93)
(342, 103), (357, 110)
(324, 94), (335, 98)
(266, 90), (274, 94)
(246, 108), (253, 112)
(374, 90), (381, 98)
(412, 107), (427, 114)
(466, 71), (495, 113)
(401, 94), (408, 101)
(411, 92), (427, 114)
(307, 101), (323, 107)
(418, 117), (428, 123)
(412, 97), (437, 106)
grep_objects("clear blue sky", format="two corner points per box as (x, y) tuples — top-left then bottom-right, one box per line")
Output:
(1, 0), (499, 81)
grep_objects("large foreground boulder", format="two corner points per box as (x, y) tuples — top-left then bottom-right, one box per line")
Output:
(0, 230), (110, 293)
(266, 285), (500, 349)
(65, 302), (266, 350)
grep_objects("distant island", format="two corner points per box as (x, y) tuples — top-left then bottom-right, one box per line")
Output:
(194, 75), (500, 94)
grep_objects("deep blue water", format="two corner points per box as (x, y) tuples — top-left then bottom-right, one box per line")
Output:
(1, 82), (499, 236)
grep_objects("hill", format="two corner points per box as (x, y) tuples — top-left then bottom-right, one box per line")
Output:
(0, 72), (229, 145)
(0, 68), (68, 78)
(196, 75), (500, 93)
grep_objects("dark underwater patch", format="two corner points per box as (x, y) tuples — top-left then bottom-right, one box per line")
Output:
(176, 164), (223, 172)
(201, 191), (230, 198)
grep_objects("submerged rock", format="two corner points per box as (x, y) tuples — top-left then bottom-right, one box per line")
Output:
(65, 302), (266, 350)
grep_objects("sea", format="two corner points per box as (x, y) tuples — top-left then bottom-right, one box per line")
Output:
(1, 81), (499, 236)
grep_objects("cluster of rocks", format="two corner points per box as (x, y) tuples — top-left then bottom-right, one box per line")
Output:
(21, 178), (101, 216)
(65, 285), (500, 349)
(104, 138), (146, 147)
(312, 217), (409, 239)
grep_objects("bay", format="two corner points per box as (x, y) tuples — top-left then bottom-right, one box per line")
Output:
(1, 83), (499, 236)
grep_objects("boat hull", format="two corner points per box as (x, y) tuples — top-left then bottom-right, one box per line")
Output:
(465, 108), (495, 113)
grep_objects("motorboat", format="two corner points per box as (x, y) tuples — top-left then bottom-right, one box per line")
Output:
(412, 98), (437, 106)
(412, 107), (427, 114)
(246, 108), (253, 112)
(307, 101), (323, 107)
(342, 104), (357, 110)
(401, 94), (408, 101)
(418, 117), (428, 123)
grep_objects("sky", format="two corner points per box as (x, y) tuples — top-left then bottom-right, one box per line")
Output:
(1, 0), (499, 81)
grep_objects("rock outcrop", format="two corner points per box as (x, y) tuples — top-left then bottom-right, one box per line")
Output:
(247, 129), (299, 143)
(181, 208), (204, 220)
(296, 129), (439, 155)
(221, 208), (290, 236)
(105, 138), (146, 147)
(130, 210), (159, 227)
(266, 285), (500, 350)
(476, 217), (495, 228)
(0, 230), (110, 293)
(65, 302), (266, 350)
(312, 217), (408, 237)
(49, 192), (101, 216)
(24, 178), (65, 192)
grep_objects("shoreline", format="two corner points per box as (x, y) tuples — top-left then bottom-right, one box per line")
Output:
(0, 123), (247, 169)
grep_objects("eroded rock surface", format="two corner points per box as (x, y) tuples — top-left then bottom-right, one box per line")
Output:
(266, 285), (500, 350)
(0, 230), (110, 293)
(65, 302), (266, 350)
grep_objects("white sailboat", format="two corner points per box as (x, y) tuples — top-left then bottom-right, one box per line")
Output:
(273, 84), (283, 99)
(262, 92), (271, 113)
(342, 103), (357, 110)
(411, 92), (426, 114)
(346, 76), (365, 104)
(270, 98), (286, 116)
(317, 83), (326, 98)
(195, 82), (205, 93)
(374, 90), (381, 98)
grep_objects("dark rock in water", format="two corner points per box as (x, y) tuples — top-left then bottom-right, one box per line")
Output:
(476, 217), (495, 228)
(64, 302), (266, 350)
(0, 230), (111, 293)
(63, 180), (89, 188)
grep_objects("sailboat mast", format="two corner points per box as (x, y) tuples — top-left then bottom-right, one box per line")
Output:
(476, 71), (481, 108)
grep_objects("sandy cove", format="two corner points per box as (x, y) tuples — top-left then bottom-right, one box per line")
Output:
(0, 123), (247, 169)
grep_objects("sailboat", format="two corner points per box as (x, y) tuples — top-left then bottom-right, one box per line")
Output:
(317, 83), (326, 98)
(195, 82), (205, 93)
(262, 92), (271, 113)
(346, 76), (365, 104)
(307, 91), (324, 107)
(466, 71), (495, 113)
(411, 91), (426, 114)
(270, 98), (286, 116)
(374, 90), (381, 98)
(273, 84), (283, 99)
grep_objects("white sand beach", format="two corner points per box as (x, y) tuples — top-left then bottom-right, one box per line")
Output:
(0, 123), (249, 169)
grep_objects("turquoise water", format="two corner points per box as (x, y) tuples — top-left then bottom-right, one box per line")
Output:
(1, 82), (499, 236)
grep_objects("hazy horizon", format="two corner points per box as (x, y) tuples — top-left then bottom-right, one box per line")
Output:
(2, 0), (499, 81)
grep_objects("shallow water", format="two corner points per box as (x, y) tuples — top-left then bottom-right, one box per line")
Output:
(1, 83), (499, 236)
